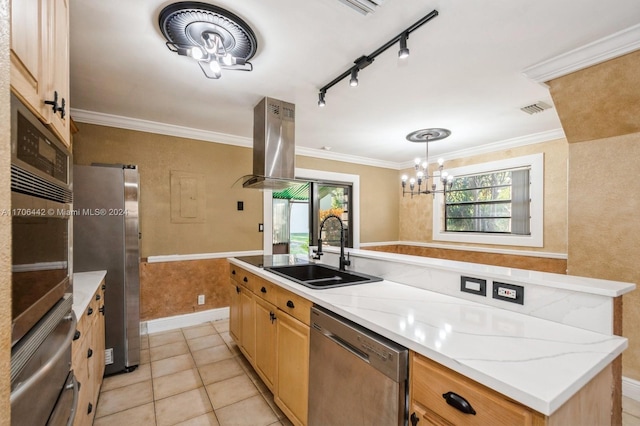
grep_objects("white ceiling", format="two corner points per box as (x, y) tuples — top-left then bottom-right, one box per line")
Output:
(69, 0), (640, 167)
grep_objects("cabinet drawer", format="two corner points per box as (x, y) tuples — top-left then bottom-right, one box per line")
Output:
(277, 289), (312, 326)
(231, 267), (258, 293)
(411, 353), (537, 426)
(253, 279), (279, 305)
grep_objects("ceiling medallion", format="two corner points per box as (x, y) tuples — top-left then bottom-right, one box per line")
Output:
(159, 2), (257, 79)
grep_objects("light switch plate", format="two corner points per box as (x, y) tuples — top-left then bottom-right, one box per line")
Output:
(460, 276), (486, 296)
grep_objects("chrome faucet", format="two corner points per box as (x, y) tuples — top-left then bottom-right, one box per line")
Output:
(312, 214), (351, 271)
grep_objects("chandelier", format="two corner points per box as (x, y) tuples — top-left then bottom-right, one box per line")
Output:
(159, 2), (257, 79)
(401, 128), (453, 197)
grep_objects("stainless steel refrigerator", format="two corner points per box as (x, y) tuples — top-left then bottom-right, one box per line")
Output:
(73, 164), (140, 375)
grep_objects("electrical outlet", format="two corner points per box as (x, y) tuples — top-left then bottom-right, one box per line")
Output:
(492, 282), (524, 305)
(460, 276), (486, 296)
(197, 294), (205, 305)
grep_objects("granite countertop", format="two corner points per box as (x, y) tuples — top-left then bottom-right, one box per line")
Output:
(72, 271), (107, 318)
(229, 256), (628, 416)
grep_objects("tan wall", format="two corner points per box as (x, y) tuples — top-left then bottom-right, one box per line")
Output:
(297, 156), (399, 243)
(548, 50), (640, 382)
(1, 0), (12, 421)
(398, 138), (569, 255)
(73, 123), (264, 258)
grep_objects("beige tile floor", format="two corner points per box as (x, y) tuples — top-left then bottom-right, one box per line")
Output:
(95, 319), (640, 426)
(94, 320), (292, 426)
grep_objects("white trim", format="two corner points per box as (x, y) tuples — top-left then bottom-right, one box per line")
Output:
(71, 108), (253, 147)
(72, 109), (566, 171)
(433, 154), (544, 247)
(623, 376), (640, 402)
(141, 307), (230, 335)
(360, 240), (567, 259)
(522, 24), (640, 84)
(146, 250), (263, 263)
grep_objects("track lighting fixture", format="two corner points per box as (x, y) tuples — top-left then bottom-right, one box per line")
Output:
(317, 9), (438, 106)
(318, 91), (326, 107)
(349, 68), (359, 87)
(398, 33), (410, 59)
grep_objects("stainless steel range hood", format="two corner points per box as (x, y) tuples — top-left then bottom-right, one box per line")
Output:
(242, 97), (303, 189)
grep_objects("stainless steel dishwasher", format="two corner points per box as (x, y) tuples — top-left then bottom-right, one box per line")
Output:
(309, 305), (409, 426)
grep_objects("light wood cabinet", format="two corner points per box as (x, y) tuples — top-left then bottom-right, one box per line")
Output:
(229, 263), (310, 426)
(10, 0), (71, 146)
(254, 297), (277, 390)
(410, 351), (614, 426)
(72, 280), (106, 426)
(275, 311), (309, 426)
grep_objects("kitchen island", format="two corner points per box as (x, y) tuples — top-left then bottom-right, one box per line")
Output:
(228, 249), (634, 424)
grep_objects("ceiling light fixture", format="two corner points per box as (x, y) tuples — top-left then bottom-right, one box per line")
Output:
(317, 9), (438, 106)
(401, 128), (454, 197)
(159, 2), (257, 79)
(318, 91), (326, 107)
(398, 33), (410, 59)
(349, 68), (359, 87)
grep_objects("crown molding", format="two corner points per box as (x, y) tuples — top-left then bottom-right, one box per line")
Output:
(71, 108), (253, 147)
(522, 23), (640, 84)
(72, 108), (401, 169)
(398, 128), (565, 169)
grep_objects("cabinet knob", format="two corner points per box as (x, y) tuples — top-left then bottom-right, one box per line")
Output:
(73, 330), (81, 341)
(87, 348), (93, 358)
(87, 402), (93, 414)
(87, 307), (93, 316)
(410, 413), (419, 426)
(101, 283), (106, 290)
(95, 294), (101, 301)
(232, 270), (236, 275)
(243, 277), (248, 283)
(442, 391), (476, 415)
(286, 300), (295, 309)
(260, 286), (267, 293)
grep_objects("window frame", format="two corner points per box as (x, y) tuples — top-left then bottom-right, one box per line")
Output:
(432, 153), (544, 247)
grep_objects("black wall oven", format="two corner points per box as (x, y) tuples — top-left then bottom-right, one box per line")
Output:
(10, 94), (78, 425)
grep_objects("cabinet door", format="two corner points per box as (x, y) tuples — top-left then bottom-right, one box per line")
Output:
(10, 0), (45, 113)
(229, 283), (242, 343)
(240, 288), (255, 362)
(276, 312), (309, 426)
(44, 0), (70, 145)
(254, 297), (277, 391)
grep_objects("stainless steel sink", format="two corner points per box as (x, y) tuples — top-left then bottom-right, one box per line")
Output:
(265, 264), (382, 289)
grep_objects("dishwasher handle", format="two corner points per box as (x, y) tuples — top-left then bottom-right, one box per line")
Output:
(323, 330), (370, 364)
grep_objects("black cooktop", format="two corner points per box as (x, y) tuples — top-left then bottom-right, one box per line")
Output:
(234, 254), (310, 269)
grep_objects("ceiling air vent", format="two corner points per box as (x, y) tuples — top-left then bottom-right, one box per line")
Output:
(520, 101), (553, 115)
(337, 0), (385, 15)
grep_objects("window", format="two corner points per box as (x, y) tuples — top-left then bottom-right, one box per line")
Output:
(433, 154), (543, 247)
(445, 168), (530, 234)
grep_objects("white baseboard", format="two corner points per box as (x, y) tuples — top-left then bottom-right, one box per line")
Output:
(141, 307), (229, 335)
(624, 376), (640, 402)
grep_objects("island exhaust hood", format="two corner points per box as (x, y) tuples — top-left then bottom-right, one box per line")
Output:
(241, 97), (303, 190)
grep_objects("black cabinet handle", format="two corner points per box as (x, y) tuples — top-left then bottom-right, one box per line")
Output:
(260, 286), (267, 293)
(44, 90), (65, 118)
(87, 307), (93, 316)
(232, 270), (236, 275)
(59, 97), (66, 119)
(243, 277), (248, 283)
(286, 300), (295, 309)
(95, 294), (101, 301)
(87, 348), (93, 358)
(73, 330), (81, 341)
(442, 391), (476, 415)
(410, 412), (419, 426)
(270, 311), (276, 323)
(87, 402), (93, 414)
(101, 283), (106, 290)
(236, 286), (241, 294)
(99, 306), (105, 315)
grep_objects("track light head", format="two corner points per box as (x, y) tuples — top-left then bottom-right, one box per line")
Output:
(399, 33), (410, 59)
(349, 68), (359, 87)
(318, 91), (326, 107)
